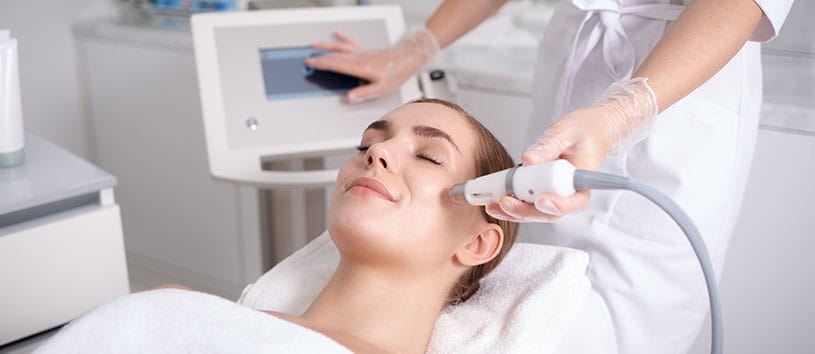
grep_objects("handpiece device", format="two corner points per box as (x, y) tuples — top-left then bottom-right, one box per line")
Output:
(450, 160), (723, 354)
(449, 159), (576, 205)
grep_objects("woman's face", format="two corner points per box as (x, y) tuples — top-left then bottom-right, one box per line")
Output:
(328, 102), (488, 272)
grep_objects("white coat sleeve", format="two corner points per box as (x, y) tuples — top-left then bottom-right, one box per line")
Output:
(749, 0), (794, 42)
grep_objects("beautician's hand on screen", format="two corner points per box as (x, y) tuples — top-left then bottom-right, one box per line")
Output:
(305, 28), (439, 103)
(486, 78), (660, 223)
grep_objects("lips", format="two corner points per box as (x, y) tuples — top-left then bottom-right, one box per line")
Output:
(347, 177), (395, 202)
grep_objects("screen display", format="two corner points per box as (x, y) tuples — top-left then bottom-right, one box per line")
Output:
(259, 47), (362, 101)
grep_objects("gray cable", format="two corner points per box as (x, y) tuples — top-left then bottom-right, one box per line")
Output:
(573, 169), (723, 354)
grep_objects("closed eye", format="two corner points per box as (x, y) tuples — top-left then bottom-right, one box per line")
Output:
(417, 153), (442, 166)
(358, 145), (442, 165)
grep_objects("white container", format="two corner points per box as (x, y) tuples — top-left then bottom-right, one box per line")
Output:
(0, 29), (24, 167)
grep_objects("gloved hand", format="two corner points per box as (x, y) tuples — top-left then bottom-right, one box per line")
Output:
(304, 26), (440, 103)
(486, 78), (659, 223)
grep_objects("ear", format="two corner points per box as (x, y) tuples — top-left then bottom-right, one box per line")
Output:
(454, 223), (504, 267)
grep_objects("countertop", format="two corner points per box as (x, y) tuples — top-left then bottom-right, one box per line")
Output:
(0, 134), (116, 217)
(759, 49), (815, 135)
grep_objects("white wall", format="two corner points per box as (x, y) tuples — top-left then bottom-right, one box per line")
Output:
(0, 0), (117, 161)
(688, 128), (815, 354)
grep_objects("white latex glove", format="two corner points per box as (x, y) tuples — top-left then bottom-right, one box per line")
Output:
(304, 27), (440, 103)
(486, 78), (659, 223)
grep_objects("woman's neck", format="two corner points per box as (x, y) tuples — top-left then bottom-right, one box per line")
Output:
(301, 260), (450, 354)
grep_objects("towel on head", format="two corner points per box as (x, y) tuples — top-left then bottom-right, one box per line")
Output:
(34, 289), (351, 354)
(239, 231), (591, 353)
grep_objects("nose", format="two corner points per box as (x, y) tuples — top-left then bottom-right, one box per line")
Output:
(365, 143), (398, 173)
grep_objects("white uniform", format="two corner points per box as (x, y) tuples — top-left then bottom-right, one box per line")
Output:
(521, 0), (793, 353)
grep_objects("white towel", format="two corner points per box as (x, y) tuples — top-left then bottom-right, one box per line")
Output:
(34, 289), (351, 354)
(239, 232), (591, 353)
(427, 244), (591, 353)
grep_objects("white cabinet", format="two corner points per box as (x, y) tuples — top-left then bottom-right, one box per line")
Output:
(0, 135), (129, 345)
(75, 21), (266, 299)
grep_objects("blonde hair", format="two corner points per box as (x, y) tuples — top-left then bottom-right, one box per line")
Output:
(408, 98), (519, 306)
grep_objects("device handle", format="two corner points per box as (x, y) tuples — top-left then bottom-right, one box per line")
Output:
(513, 160), (576, 203)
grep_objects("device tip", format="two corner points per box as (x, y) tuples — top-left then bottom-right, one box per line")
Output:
(448, 183), (468, 205)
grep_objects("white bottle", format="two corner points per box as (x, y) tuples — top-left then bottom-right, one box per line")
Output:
(0, 29), (24, 168)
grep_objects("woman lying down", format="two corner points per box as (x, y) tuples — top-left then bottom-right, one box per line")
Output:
(36, 98), (520, 354)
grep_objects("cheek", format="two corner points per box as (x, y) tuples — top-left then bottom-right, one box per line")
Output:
(400, 177), (479, 246)
(406, 172), (461, 220)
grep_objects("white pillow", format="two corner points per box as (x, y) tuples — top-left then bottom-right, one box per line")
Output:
(238, 231), (591, 354)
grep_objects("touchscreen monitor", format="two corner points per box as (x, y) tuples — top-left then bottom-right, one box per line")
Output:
(259, 47), (362, 101)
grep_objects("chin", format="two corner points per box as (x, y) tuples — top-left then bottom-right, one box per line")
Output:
(327, 205), (409, 265)
(328, 206), (387, 242)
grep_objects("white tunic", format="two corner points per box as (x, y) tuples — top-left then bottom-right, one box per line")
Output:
(521, 0), (793, 353)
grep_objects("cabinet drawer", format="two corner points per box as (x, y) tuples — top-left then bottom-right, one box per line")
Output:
(0, 204), (129, 345)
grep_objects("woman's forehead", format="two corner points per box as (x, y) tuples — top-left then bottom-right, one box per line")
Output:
(382, 103), (476, 142)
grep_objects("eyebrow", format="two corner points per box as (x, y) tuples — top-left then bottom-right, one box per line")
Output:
(414, 125), (461, 154)
(364, 120), (390, 132)
(363, 120), (461, 154)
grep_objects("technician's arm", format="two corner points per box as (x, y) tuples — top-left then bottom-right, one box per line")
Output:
(424, 0), (510, 49)
(304, 0), (509, 103)
(489, 0), (765, 222)
(635, 0), (763, 111)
